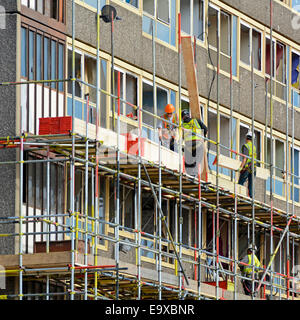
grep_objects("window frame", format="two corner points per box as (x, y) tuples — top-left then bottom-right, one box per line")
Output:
(240, 21), (263, 72)
(113, 66), (139, 118)
(180, 0), (205, 42)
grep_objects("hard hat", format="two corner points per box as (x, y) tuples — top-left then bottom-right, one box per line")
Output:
(247, 244), (257, 252)
(246, 131), (255, 139)
(181, 109), (190, 118)
(165, 104), (175, 113)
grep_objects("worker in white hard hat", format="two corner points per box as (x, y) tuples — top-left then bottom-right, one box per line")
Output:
(238, 131), (257, 198)
(239, 244), (261, 296)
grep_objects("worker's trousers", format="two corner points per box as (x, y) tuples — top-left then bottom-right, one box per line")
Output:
(184, 140), (204, 177)
(238, 169), (255, 198)
(161, 136), (175, 151)
(242, 275), (258, 296)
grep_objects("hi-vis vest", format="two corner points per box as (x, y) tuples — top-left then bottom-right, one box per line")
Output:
(244, 141), (257, 169)
(244, 254), (261, 275)
(163, 113), (178, 130)
(162, 113), (178, 139)
(182, 119), (202, 142)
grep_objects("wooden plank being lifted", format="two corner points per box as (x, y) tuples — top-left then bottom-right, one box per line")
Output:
(181, 36), (202, 121)
(181, 36), (209, 180)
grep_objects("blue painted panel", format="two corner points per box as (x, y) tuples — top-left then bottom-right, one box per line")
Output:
(170, 0), (176, 46)
(142, 15), (153, 35)
(157, 21), (170, 44)
(275, 179), (283, 197)
(232, 15), (238, 76)
(21, 28), (27, 77)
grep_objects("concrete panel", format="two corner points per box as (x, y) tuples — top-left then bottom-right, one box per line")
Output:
(0, 12), (17, 255)
(0, 0), (19, 12)
(221, 0), (300, 44)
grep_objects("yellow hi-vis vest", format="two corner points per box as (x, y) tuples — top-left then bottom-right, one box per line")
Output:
(244, 254), (261, 275)
(244, 141), (257, 169)
(182, 119), (202, 142)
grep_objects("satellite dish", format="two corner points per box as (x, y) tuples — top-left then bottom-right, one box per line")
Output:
(101, 5), (117, 23)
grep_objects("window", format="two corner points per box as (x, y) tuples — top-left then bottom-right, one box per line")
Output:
(142, 0), (176, 46)
(67, 49), (82, 98)
(240, 24), (250, 65)
(240, 22), (262, 71)
(181, 0), (204, 41)
(120, 184), (135, 229)
(51, 40), (57, 89)
(292, 51), (300, 108)
(265, 38), (286, 100)
(182, 207), (192, 247)
(142, 80), (175, 140)
(266, 136), (286, 197)
(22, 0), (44, 14)
(157, 0), (169, 23)
(20, 26), (66, 133)
(291, 147), (300, 202)
(239, 124), (261, 166)
(66, 49), (107, 127)
(29, 31), (34, 80)
(23, 153), (65, 251)
(114, 68), (138, 118)
(36, 34), (42, 81)
(44, 37), (50, 85)
(121, 0), (138, 8)
(207, 5), (237, 74)
(85, 55), (97, 104)
(21, 27), (27, 78)
(292, 0), (300, 10)
(79, 0), (106, 9)
(50, 0), (65, 23)
(143, 0), (155, 16)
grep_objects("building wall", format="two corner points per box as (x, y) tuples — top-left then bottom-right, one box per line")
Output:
(0, 3), (19, 254)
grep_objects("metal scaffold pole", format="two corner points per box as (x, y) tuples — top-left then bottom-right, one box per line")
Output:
(250, 28), (256, 299)
(269, 0), (274, 299)
(177, 12), (184, 298)
(115, 70), (121, 299)
(70, 0), (76, 301)
(285, 45), (290, 300)
(215, 9), (220, 300)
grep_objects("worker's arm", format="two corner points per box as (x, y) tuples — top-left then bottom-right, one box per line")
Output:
(239, 145), (248, 170)
(196, 119), (208, 137)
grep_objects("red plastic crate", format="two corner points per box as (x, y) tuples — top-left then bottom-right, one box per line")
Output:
(122, 133), (145, 157)
(39, 117), (72, 135)
(59, 116), (72, 134)
(204, 280), (227, 290)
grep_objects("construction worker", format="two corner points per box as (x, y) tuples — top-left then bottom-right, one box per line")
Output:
(158, 104), (178, 151)
(238, 131), (257, 198)
(239, 244), (261, 296)
(182, 109), (208, 177)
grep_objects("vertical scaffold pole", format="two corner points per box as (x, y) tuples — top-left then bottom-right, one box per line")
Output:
(115, 70), (121, 299)
(250, 26), (256, 299)
(46, 147), (50, 301)
(269, 0), (274, 299)
(94, 0), (101, 300)
(84, 93), (89, 300)
(197, 163), (202, 299)
(137, 101), (142, 300)
(70, 0), (76, 301)
(215, 9), (220, 300)
(285, 45), (290, 300)
(178, 12), (184, 298)
(158, 126), (162, 300)
(19, 113), (24, 301)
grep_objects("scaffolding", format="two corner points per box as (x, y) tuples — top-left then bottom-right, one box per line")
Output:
(0, 0), (300, 301)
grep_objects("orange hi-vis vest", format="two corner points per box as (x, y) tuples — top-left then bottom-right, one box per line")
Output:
(162, 113), (178, 139)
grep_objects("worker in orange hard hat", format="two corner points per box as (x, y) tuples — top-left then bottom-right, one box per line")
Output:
(158, 104), (178, 151)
